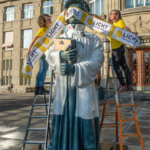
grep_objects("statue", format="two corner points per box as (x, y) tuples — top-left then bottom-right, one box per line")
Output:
(46, 0), (104, 149)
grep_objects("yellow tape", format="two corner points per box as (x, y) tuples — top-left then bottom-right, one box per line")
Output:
(80, 11), (87, 23)
(107, 26), (116, 37)
(57, 15), (65, 24)
(21, 72), (31, 79)
(35, 43), (47, 53)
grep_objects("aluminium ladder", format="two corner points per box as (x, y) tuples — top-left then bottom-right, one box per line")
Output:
(22, 71), (54, 150)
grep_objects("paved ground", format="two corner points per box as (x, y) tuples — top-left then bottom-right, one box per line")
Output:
(0, 92), (150, 150)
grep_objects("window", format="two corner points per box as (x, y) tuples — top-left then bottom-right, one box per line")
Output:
(125, 0), (150, 8)
(6, 60), (9, 70)
(4, 6), (15, 21)
(2, 60), (5, 70)
(63, 0), (68, 9)
(1, 75), (12, 85)
(6, 76), (8, 85)
(146, 0), (150, 5)
(42, 0), (53, 15)
(10, 60), (12, 70)
(23, 4), (33, 19)
(22, 29), (32, 49)
(9, 76), (12, 84)
(2, 76), (5, 85)
(2, 31), (13, 50)
(89, 0), (104, 15)
(2, 60), (12, 70)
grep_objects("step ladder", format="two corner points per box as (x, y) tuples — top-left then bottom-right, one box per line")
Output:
(100, 59), (145, 150)
(22, 71), (54, 150)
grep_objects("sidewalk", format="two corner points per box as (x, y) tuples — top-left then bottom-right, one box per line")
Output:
(0, 92), (150, 150)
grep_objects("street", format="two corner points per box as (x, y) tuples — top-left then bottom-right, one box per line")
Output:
(0, 92), (150, 150)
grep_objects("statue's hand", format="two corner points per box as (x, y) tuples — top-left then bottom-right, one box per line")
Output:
(60, 44), (77, 63)
(60, 63), (75, 76)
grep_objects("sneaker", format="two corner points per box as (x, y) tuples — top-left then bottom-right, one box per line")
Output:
(118, 85), (128, 92)
(39, 87), (44, 95)
(35, 87), (39, 95)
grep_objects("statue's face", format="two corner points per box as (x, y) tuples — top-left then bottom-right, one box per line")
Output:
(66, 3), (82, 25)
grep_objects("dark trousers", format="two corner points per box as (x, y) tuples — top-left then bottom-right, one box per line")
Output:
(112, 45), (131, 86)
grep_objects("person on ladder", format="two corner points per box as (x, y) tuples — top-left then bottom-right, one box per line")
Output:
(108, 10), (138, 92)
(26, 14), (52, 95)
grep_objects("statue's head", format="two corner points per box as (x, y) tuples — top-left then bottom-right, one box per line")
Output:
(65, 0), (90, 25)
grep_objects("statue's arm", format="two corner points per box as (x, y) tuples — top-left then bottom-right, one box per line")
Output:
(45, 44), (61, 74)
(73, 36), (104, 87)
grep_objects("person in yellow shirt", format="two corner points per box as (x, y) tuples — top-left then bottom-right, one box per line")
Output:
(27, 14), (52, 95)
(109, 9), (138, 91)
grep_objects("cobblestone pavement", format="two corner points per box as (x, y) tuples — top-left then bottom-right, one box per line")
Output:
(0, 92), (150, 150)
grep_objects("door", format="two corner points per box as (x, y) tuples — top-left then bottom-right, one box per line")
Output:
(129, 50), (150, 88)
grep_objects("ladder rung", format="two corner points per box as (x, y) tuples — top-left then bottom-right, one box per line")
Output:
(27, 128), (46, 131)
(102, 125), (116, 128)
(24, 140), (45, 144)
(30, 116), (48, 119)
(119, 104), (134, 107)
(34, 104), (48, 106)
(121, 119), (134, 122)
(102, 123), (116, 128)
(44, 82), (54, 84)
(105, 101), (116, 104)
(103, 123), (116, 125)
(119, 90), (133, 93)
(122, 133), (138, 138)
(104, 112), (116, 116)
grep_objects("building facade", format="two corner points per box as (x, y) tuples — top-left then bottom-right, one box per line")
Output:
(89, 0), (150, 91)
(0, 0), (150, 92)
(0, 0), (63, 92)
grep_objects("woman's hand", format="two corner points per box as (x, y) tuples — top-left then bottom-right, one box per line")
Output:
(26, 50), (30, 56)
(133, 32), (138, 36)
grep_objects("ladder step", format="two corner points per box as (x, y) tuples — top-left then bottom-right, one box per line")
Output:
(44, 82), (54, 84)
(104, 112), (116, 116)
(27, 128), (46, 131)
(24, 140), (45, 144)
(119, 104), (134, 107)
(105, 101), (116, 104)
(102, 125), (116, 128)
(119, 90), (133, 93)
(30, 116), (48, 119)
(121, 119), (134, 122)
(122, 133), (138, 138)
(34, 104), (48, 106)
(102, 123), (116, 128)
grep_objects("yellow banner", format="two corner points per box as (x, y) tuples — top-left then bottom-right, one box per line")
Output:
(22, 7), (140, 78)
(21, 11), (66, 78)
(66, 7), (140, 48)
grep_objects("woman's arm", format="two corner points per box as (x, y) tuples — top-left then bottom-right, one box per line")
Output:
(90, 13), (104, 20)
(26, 35), (39, 55)
(124, 26), (138, 35)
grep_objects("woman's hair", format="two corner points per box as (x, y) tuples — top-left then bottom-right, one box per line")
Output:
(108, 9), (122, 24)
(37, 14), (51, 27)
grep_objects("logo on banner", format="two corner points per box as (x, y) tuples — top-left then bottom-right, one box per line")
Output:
(115, 30), (123, 38)
(42, 37), (50, 45)
(87, 17), (93, 25)
(24, 65), (31, 73)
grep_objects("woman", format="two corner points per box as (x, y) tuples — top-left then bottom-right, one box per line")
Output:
(27, 14), (52, 95)
(109, 9), (138, 91)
